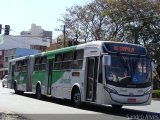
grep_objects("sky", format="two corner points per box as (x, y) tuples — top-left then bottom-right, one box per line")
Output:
(0, 0), (90, 39)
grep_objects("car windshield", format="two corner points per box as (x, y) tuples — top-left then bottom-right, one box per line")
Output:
(105, 55), (151, 84)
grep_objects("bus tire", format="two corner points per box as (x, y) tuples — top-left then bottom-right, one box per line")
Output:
(14, 82), (18, 94)
(112, 105), (122, 110)
(36, 85), (41, 100)
(72, 89), (81, 108)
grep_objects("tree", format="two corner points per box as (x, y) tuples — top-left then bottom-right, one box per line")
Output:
(103, 0), (160, 45)
(58, 0), (160, 62)
(59, 0), (110, 42)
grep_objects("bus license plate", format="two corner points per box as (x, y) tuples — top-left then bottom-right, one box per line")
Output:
(128, 98), (136, 103)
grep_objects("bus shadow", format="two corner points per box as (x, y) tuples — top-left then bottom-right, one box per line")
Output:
(81, 104), (160, 119)
(50, 98), (160, 119)
(20, 92), (160, 119)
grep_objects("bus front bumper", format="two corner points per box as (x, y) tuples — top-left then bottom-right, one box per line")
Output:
(109, 93), (151, 105)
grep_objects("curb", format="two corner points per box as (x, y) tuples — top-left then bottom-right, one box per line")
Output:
(152, 98), (160, 101)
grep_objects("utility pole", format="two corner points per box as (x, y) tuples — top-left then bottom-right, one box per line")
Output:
(63, 25), (66, 47)
(55, 25), (66, 48)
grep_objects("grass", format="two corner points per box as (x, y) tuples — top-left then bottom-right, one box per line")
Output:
(152, 90), (160, 98)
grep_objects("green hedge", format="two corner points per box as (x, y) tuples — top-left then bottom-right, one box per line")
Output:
(152, 90), (160, 98)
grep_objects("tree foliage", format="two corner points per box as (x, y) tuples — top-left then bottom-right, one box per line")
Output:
(58, 0), (160, 61)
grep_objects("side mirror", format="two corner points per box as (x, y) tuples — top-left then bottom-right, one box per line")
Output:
(102, 55), (111, 66)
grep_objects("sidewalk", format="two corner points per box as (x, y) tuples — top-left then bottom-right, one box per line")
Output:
(0, 107), (29, 120)
(0, 113), (29, 120)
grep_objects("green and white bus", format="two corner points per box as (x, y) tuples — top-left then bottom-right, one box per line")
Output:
(8, 41), (152, 108)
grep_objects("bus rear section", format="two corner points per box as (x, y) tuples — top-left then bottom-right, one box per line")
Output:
(101, 42), (152, 107)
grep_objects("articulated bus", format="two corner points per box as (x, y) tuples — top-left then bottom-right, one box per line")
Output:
(8, 41), (152, 109)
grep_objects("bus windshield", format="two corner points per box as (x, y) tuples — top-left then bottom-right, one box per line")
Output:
(105, 55), (151, 85)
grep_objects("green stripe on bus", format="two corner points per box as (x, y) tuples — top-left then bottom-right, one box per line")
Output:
(46, 46), (77, 57)
(14, 72), (27, 84)
(52, 71), (64, 83)
(32, 71), (46, 85)
(47, 54), (55, 59)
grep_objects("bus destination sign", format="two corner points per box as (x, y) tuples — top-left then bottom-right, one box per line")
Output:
(113, 46), (135, 53)
(103, 43), (146, 55)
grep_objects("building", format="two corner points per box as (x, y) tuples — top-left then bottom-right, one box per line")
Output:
(3, 48), (38, 68)
(0, 50), (6, 79)
(0, 48), (38, 79)
(21, 24), (43, 37)
(21, 23), (52, 44)
(0, 35), (50, 79)
(0, 35), (50, 51)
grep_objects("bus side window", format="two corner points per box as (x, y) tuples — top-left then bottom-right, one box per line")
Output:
(40, 56), (47, 70)
(63, 52), (73, 70)
(16, 61), (21, 72)
(54, 54), (62, 70)
(22, 60), (27, 72)
(34, 57), (40, 71)
(73, 50), (84, 69)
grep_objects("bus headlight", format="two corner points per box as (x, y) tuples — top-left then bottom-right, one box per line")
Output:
(104, 85), (118, 94)
(144, 88), (152, 95)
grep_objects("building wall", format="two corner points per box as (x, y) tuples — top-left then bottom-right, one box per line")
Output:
(3, 48), (38, 68)
(20, 24), (52, 45)
(16, 48), (38, 58)
(0, 34), (50, 78)
(0, 50), (4, 68)
(30, 23), (43, 36)
(0, 50), (5, 79)
(0, 35), (50, 51)
(4, 48), (16, 68)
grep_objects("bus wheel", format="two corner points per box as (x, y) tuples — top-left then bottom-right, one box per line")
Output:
(72, 89), (81, 108)
(112, 105), (122, 110)
(14, 82), (18, 94)
(36, 85), (41, 100)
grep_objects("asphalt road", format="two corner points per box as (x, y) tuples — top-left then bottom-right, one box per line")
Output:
(0, 82), (159, 120)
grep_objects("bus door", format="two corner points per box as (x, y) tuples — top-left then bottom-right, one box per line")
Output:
(27, 57), (34, 92)
(47, 59), (53, 95)
(11, 64), (15, 89)
(86, 57), (99, 102)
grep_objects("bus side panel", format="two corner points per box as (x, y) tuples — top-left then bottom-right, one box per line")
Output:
(31, 71), (46, 94)
(61, 71), (72, 99)
(51, 70), (85, 100)
(8, 63), (13, 89)
(27, 57), (34, 92)
(15, 71), (27, 92)
(51, 70), (64, 98)
(70, 70), (85, 100)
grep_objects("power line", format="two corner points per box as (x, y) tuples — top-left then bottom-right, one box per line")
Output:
(10, 29), (20, 34)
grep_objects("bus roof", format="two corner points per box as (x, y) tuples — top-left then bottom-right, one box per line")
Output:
(9, 41), (146, 62)
(9, 55), (29, 63)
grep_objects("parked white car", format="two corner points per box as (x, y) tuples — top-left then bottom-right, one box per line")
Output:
(2, 75), (8, 87)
